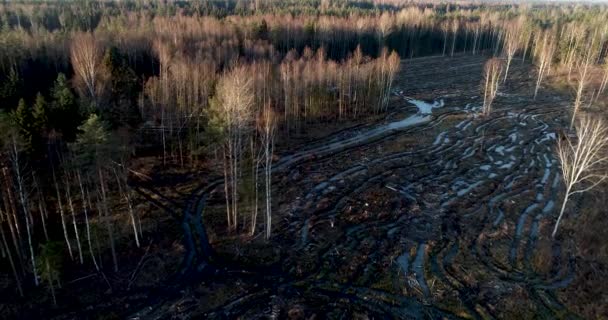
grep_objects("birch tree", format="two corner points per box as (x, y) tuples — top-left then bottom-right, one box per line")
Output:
(554, 114), (608, 237)
(441, 21), (450, 56)
(482, 58), (503, 117)
(377, 12), (393, 48)
(502, 22), (521, 81)
(211, 66), (254, 231)
(259, 106), (276, 239)
(571, 34), (599, 128)
(534, 32), (555, 99)
(9, 134), (38, 286)
(76, 171), (99, 271)
(70, 32), (104, 107)
(63, 173), (83, 264)
(0, 207), (22, 296)
(451, 19), (459, 57)
(51, 164), (72, 260)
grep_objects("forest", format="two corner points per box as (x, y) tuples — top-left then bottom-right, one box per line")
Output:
(1, 0), (608, 319)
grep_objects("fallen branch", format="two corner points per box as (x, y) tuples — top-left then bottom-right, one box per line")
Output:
(127, 240), (153, 291)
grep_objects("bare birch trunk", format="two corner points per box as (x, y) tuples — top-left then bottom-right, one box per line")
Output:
(52, 167), (73, 260)
(65, 177), (84, 264)
(99, 168), (118, 272)
(0, 217), (22, 296)
(77, 172), (99, 271)
(11, 137), (38, 286)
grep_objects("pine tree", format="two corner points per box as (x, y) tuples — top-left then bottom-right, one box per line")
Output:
(12, 98), (33, 150)
(32, 93), (48, 134)
(50, 73), (81, 141)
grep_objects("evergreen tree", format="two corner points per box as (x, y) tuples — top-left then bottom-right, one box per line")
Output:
(0, 66), (23, 109)
(101, 47), (141, 128)
(50, 73), (81, 141)
(72, 113), (112, 170)
(32, 93), (48, 135)
(12, 98), (34, 149)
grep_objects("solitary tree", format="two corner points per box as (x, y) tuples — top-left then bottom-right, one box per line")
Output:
(554, 114), (608, 237)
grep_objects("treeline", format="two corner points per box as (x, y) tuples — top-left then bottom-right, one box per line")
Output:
(4, 1), (608, 108)
(0, 2), (516, 107)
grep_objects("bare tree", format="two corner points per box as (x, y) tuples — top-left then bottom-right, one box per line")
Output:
(77, 171), (99, 271)
(441, 21), (450, 56)
(70, 33), (104, 106)
(534, 31), (555, 99)
(51, 166), (73, 260)
(377, 12), (393, 47)
(259, 106), (276, 239)
(482, 58), (503, 117)
(213, 66), (255, 231)
(564, 24), (584, 81)
(32, 173), (48, 241)
(0, 208), (22, 296)
(64, 174), (83, 264)
(98, 168), (118, 272)
(554, 114), (608, 237)
(519, 23), (532, 63)
(112, 166), (140, 247)
(9, 136), (37, 285)
(1, 168), (24, 271)
(571, 33), (599, 128)
(451, 19), (459, 57)
(502, 22), (521, 81)
(376, 49), (401, 113)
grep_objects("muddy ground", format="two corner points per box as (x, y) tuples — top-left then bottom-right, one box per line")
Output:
(37, 54), (604, 319)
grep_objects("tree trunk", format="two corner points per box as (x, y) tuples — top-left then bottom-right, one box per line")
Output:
(46, 259), (57, 306)
(0, 219), (23, 296)
(77, 172), (99, 271)
(33, 174), (49, 241)
(553, 192), (570, 238)
(99, 168), (118, 272)
(112, 167), (140, 247)
(223, 149), (232, 229)
(65, 178), (83, 264)
(11, 138), (38, 286)
(52, 167), (73, 260)
(1, 175), (24, 269)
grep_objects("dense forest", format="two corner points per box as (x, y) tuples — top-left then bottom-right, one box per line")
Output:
(2, 0), (608, 318)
